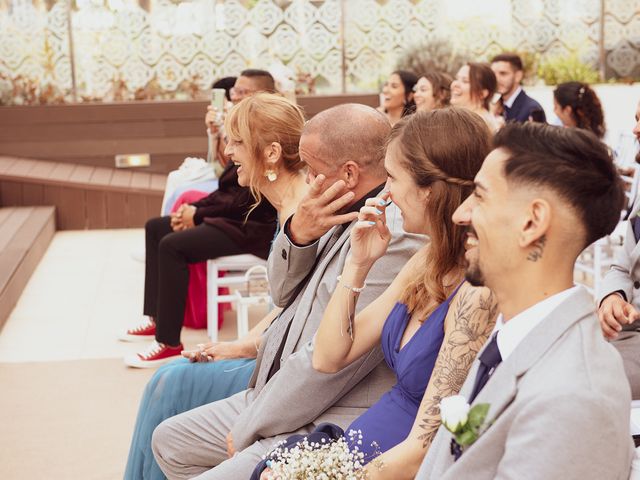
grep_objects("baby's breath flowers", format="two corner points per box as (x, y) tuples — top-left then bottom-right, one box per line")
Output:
(265, 430), (370, 479)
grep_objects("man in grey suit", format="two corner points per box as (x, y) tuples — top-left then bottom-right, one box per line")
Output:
(598, 99), (640, 399)
(152, 104), (423, 479)
(417, 122), (633, 479)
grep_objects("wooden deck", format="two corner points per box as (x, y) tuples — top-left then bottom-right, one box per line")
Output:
(0, 94), (379, 175)
(0, 156), (165, 230)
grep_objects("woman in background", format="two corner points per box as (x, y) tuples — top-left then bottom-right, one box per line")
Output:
(450, 62), (501, 131)
(413, 71), (452, 112)
(553, 81), (606, 139)
(380, 70), (419, 125)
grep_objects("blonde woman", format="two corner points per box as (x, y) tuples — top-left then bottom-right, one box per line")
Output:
(125, 93), (308, 480)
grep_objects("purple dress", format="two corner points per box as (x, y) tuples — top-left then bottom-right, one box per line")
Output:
(346, 283), (463, 461)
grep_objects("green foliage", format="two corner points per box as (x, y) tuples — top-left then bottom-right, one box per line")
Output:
(452, 403), (490, 447)
(467, 403), (490, 429)
(395, 38), (468, 77)
(537, 53), (600, 85)
(515, 51), (540, 86)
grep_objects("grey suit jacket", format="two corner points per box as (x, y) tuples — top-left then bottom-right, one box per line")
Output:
(417, 287), (633, 480)
(599, 219), (640, 314)
(230, 204), (425, 450)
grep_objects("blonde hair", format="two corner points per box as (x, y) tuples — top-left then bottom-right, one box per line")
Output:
(224, 93), (306, 211)
(391, 108), (491, 311)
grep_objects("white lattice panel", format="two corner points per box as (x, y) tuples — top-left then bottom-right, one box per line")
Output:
(0, 0), (639, 102)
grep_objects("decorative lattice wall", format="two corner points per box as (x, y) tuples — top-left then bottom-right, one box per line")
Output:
(1, 0), (639, 102)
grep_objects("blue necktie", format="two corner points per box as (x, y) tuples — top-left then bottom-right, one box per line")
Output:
(468, 332), (502, 403)
(633, 216), (640, 243)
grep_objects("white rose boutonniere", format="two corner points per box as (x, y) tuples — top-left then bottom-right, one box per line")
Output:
(440, 395), (490, 459)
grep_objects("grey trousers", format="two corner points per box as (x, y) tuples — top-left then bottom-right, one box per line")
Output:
(151, 388), (313, 480)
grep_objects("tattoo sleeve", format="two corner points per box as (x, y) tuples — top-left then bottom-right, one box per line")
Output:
(416, 287), (497, 449)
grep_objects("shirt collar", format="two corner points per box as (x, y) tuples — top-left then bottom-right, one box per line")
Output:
(503, 86), (523, 109)
(493, 285), (580, 361)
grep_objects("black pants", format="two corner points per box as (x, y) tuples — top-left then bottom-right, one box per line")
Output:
(143, 216), (243, 346)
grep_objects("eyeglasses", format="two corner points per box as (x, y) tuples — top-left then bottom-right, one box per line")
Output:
(230, 87), (256, 98)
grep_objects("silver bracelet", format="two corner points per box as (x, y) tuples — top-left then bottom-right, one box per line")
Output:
(253, 338), (260, 354)
(337, 275), (366, 293)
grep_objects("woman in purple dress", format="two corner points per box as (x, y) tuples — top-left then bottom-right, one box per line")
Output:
(257, 108), (499, 480)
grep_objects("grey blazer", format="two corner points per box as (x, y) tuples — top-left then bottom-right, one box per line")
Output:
(599, 218), (640, 314)
(230, 204), (425, 450)
(417, 287), (633, 480)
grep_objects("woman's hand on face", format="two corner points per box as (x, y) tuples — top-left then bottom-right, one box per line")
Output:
(349, 191), (392, 269)
(181, 340), (253, 363)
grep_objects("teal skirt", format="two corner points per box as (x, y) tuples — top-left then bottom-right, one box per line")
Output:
(124, 358), (255, 480)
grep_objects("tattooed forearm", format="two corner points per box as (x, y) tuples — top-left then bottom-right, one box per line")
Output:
(416, 287), (497, 449)
(526, 235), (547, 262)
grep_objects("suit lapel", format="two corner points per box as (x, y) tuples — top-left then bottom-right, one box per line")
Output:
(281, 222), (353, 356)
(506, 90), (526, 119)
(628, 221), (640, 264)
(468, 287), (594, 433)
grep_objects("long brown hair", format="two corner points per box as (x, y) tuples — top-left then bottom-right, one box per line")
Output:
(391, 108), (492, 309)
(553, 82), (606, 139)
(468, 62), (497, 111)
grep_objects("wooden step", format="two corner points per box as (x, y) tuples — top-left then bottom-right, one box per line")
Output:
(0, 156), (165, 230)
(0, 206), (56, 331)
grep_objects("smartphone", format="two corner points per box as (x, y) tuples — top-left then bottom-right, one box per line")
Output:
(211, 88), (226, 113)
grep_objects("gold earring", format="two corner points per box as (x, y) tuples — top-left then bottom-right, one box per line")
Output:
(265, 169), (277, 182)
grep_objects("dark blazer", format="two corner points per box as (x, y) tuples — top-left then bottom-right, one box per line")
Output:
(190, 163), (277, 259)
(504, 89), (546, 123)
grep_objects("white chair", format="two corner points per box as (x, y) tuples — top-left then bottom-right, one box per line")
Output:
(206, 254), (269, 341)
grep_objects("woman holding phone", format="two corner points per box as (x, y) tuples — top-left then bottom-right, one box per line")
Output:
(257, 108), (497, 479)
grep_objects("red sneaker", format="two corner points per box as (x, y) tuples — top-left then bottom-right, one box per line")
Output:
(118, 318), (156, 342)
(124, 341), (184, 368)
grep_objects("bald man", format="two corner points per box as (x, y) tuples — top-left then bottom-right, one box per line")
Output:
(152, 105), (424, 479)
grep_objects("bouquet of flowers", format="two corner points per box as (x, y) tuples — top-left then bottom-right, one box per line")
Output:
(267, 434), (366, 479)
(255, 425), (373, 480)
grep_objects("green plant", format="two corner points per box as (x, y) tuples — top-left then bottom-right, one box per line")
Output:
(537, 53), (600, 85)
(395, 38), (468, 77)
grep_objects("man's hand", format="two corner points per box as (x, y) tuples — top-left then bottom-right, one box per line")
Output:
(598, 293), (639, 339)
(226, 431), (236, 458)
(288, 174), (359, 245)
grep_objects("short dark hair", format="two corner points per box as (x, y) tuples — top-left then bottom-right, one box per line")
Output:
(239, 69), (276, 93)
(493, 122), (625, 248)
(490, 53), (523, 71)
(468, 62), (497, 110)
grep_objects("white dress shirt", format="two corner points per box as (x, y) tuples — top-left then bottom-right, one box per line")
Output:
(494, 286), (581, 361)
(502, 86), (522, 109)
